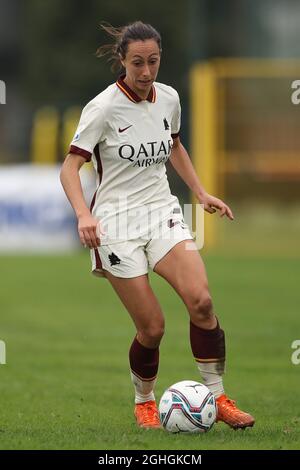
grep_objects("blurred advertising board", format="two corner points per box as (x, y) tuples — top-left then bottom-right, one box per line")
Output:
(0, 164), (95, 252)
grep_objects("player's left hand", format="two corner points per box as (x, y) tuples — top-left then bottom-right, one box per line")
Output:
(197, 192), (234, 220)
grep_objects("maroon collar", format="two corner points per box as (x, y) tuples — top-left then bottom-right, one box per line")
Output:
(116, 74), (156, 103)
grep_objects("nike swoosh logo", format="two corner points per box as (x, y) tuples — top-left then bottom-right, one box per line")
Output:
(118, 125), (133, 133)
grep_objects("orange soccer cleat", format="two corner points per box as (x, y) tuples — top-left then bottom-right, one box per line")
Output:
(216, 394), (255, 429)
(134, 400), (161, 429)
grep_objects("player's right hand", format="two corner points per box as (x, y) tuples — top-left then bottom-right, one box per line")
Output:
(78, 214), (105, 249)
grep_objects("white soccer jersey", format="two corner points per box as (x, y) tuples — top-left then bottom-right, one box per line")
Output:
(69, 74), (182, 245)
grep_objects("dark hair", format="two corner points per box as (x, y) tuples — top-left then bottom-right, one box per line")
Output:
(96, 21), (162, 72)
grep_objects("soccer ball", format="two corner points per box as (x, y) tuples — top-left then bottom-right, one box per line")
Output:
(159, 380), (217, 433)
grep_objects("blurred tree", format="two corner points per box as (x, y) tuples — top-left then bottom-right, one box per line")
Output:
(0, 0), (21, 77)
(4, 0), (300, 173)
(22, 0), (188, 108)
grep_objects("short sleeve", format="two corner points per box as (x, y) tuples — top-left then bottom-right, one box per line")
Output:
(69, 101), (105, 162)
(171, 92), (181, 139)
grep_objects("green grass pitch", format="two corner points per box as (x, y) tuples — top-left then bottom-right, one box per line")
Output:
(1, 245), (299, 450)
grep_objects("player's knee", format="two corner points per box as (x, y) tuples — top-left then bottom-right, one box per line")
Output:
(188, 293), (213, 322)
(142, 324), (165, 344)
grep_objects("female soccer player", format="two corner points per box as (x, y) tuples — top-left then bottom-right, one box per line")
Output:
(60, 21), (254, 430)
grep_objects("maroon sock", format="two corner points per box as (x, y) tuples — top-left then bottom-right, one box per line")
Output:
(129, 337), (159, 380)
(190, 320), (225, 363)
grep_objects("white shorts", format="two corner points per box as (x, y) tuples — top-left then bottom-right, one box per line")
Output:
(90, 212), (194, 279)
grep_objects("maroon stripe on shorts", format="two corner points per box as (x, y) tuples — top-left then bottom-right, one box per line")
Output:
(94, 249), (102, 270)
